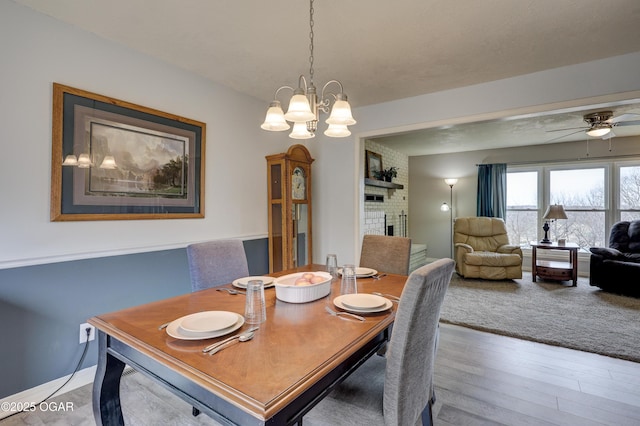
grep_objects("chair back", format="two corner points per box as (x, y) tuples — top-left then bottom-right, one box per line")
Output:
(359, 235), (412, 275)
(186, 240), (250, 292)
(609, 220), (640, 253)
(383, 258), (455, 426)
(454, 216), (509, 252)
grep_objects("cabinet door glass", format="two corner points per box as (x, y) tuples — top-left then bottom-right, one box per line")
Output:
(270, 164), (282, 200)
(293, 203), (308, 266)
(271, 203), (283, 271)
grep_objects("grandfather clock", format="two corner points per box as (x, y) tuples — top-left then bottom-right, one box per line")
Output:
(266, 144), (314, 273)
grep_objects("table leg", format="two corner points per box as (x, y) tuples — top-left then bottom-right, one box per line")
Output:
(93, 331), (126, 426)
(571, 249), (578, 287)
(531, 246), (537, 282)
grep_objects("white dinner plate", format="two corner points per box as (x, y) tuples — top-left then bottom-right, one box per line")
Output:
(179, 311), (239, 333)
(339, 293), (387, 310)
(166, 313), (244, 340)
(333, 295), (393, 313)
(232, 276), (275, 289)
(337, 267), (378, 278)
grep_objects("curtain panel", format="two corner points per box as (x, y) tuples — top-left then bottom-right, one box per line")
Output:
(476, 163), (507, 219)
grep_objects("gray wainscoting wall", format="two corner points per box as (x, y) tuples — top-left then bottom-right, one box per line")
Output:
(0, 238), (268, 399)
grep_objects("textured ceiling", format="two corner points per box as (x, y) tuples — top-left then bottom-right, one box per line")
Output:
(13, 0), (640, 154)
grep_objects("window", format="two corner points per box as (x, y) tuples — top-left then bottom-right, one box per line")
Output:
(619, 164), (640, 221)
(505, 160), (640, 250)
(549, 167), (606, 248)
(506, 171), (538, 245)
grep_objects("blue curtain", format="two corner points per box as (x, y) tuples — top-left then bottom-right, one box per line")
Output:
(476, 163), (507, 218)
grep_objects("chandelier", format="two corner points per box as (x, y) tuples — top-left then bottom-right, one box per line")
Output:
(260, 0), (356, 139)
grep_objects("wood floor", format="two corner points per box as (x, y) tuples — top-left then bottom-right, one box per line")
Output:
(3, 323), (639, 425)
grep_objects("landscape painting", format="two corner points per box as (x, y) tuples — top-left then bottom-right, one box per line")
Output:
(51, 83), (205, 221)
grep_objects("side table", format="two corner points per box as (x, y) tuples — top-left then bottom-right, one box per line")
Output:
(530, 241), (579, 286)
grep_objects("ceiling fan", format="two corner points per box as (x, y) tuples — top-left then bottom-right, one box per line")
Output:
(546, 110), (640, 143)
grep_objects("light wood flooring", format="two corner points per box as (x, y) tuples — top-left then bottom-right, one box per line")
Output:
(3, 323), (639, 425)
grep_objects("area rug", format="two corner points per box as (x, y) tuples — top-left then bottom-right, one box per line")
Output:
(439, 272), (640, 363)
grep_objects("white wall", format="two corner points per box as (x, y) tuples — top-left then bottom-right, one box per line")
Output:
(0, 1), (290, 268)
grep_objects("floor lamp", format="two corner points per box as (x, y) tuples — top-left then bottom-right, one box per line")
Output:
(440, 178), (458, 258)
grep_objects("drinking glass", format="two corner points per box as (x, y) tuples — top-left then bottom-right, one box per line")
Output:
(326, 254), (338, 279)
(340, 264), (358, 295)
(245, 280), (266, 324)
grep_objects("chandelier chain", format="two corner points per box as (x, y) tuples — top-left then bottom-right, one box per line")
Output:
(308, 0), (315, 84)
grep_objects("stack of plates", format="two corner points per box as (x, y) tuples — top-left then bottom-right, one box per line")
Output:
(337, 267), (378, 278)
(166, 311), (244, 340)
(232, 276), (275, 289)
(333, 293), (392, 313)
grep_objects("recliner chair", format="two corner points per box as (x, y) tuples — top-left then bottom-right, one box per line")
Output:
(454, 216), (523, 279)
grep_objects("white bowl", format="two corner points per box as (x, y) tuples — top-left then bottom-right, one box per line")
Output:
(274, 271), (332, 303)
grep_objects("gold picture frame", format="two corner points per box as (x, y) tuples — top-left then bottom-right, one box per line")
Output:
(51, 83), (205, 221)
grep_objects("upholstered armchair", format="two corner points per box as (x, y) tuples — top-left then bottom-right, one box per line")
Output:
(453, 217), (523, 279)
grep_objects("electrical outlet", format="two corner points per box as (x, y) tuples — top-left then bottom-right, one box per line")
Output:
(79, 323), (95, 344)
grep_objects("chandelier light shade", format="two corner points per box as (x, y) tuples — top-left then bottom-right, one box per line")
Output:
(260, 0), (356, 139)
(99, 155), (118, 169)
(77, 153), (92, 168)
(260, 101), (290, 131)
(289, 121), (315, 140)
(62, 154), (78, 166)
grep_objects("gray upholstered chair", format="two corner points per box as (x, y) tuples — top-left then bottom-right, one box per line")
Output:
(303, 258), (455, 426)
(186, 239), (250, 292)
(359, 234), (412, 275)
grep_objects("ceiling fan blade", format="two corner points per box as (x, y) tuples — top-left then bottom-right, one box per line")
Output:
(613, 120), (640, 127)
(546, 126), (588, 133)
(607, 113), (640, 124)
(545, 129), (584, 143)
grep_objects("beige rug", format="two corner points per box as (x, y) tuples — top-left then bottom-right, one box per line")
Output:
(439, 272), (640, 363)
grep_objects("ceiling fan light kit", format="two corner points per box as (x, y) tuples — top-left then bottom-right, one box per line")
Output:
(260, 0), (356, 139)
(546, 110), (640, 143)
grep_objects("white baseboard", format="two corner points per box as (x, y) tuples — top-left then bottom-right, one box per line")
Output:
(0, 366), (96, 420)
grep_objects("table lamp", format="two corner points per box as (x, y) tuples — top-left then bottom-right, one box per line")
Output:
(541, 204), (567, 243)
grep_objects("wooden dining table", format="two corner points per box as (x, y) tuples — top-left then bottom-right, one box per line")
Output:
(88, 264), (408, 426)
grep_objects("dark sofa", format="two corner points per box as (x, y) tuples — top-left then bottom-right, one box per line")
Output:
(589, 220), (640, 297)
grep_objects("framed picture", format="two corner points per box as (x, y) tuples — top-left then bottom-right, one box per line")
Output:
(50, 83), (205, 221)
(365, 150), (383, 179)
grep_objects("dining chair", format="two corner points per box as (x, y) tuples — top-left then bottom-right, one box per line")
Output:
(359, 234), (412, 275)
(186, 239), (250, 292)
(186, 239), (250, 416)
(302, 258), (455, 426)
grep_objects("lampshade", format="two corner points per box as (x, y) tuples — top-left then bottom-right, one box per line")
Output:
(289, 121), (315, 139)
(444, 178), (458, 186)
(440, 202), (450, 212)
(260, 101), (290, 131)
(100, 155), (117, 169)
(324, 123), (351, 137)
(77, 153), (92, 168)
(325, 99), (356, 125)
(62, 155), (78, 166)
(284, 93), (315, 123)
(543, 204), (568, 220)
(586, 126), (611, 138)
